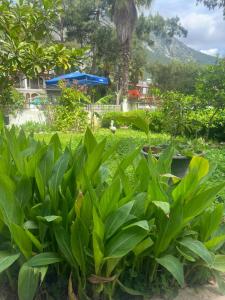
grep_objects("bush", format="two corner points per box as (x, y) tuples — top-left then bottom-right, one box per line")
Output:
(101, 110), (147, 129)
(186, 108), (225, 141)
(147, 110), (164, 133)
(1, 128), (225, 299)
(52, 84), (89, 131)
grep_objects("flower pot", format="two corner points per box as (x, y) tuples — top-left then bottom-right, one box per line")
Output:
(3, 114), (9, 125)
(141, 146), (202, 178)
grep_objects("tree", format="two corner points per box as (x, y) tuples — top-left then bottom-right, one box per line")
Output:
(111, 0), (153, 103)
(197, 0), (225, 15)
(196, 60), (225, 138)
(149, 61), (203, 94)
(0, 0), (84, 109)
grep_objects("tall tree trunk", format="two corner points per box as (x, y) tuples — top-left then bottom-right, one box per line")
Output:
(116, 41), (130, 105)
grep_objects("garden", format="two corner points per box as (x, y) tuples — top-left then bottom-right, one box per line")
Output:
(1, 0), (225, 299)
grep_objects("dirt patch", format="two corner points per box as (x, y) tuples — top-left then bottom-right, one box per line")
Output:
(151, 286), (225, 300)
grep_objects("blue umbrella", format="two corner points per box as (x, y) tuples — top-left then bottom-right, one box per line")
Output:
(45, 71), (109, 86)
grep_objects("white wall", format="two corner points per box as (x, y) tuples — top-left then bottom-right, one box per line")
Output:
(9, 108), (46, 126)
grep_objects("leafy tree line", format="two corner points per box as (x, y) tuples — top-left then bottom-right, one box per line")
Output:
(0, 0), (84, 109)
(47, 0), (188, 103)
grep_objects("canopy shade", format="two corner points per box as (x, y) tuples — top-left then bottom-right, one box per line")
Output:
(45, 71), (109, 86)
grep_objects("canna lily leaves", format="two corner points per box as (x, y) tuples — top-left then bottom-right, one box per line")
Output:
(84, 127), (97, 155)
(179, 238), (213, 265)
(18, 265), (40, 300)
(98, 177), (121, 220)
(105, 227), (147, 259)
(156, 255), (184, 287)
(36, 215), (62, 224)
(105, 201), (135, 239)
(205, 235), (225, 250)
(10, 223), (32, 260)
(133, 237), (154, 256)
(26, 252), (63, 267)
(71, 218), (89, 274)
(48, 150), (70, 211)
(211, 255), (225, 273)
(0, 252), (20, 273)
(152, 201), (170, 215)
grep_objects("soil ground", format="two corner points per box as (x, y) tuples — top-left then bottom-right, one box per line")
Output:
(151, 286), (225, 300)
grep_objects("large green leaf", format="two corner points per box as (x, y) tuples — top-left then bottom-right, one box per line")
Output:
(99, 177), (121, 220)
(54, 226), (77, 268)
(212, 255), (225, 272)
(154, 200), (183, 256)
(105, 201), (135, 239)
(85, 139), (106, 178)
(48, 150), (70, 211)
(205, 235), (225, 250)
(179, 238), (213, 265)
(0, 252), (20, 273)
(105, 227), (147, 259)
(183, 182), (225, 223)
(26, 252), (63, 267)
(156, 255), (184, 287)
(93, 207), (104, 274)
(198, 204), (224, 242)
(10, 223), (32, 259)
(0, 173), (23, 226)
(152, 201), (170, 215)
(133, 237), (154, 256)
(18, 265), (40, 300)
(172, 156), (209, 203)
(71, 218), (89, 274)
(84, 127), (97, 155)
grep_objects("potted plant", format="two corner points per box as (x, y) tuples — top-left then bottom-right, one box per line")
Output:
(142, 142), (205, 178)
(120, 115), (205, 178)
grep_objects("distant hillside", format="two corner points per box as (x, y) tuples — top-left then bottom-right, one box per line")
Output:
(144, 33), (217, 65)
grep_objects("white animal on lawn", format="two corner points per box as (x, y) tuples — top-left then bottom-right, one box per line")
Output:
(110, 120), (116, 134)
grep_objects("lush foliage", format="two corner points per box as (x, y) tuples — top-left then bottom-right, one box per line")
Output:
(149, 62), (203, 94)
(0, 127), (225, 299)
(101, 110), (148, 128)
(0, 0), (84, 107)
(52, 83), (89, 131)
(197, 0), (225, 15)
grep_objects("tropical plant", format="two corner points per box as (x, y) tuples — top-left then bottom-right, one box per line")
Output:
(196, 60), (225, 139)
(0, 0), (84, 109)
(52, 82), (90, 131)
(0, 126), (225, 299)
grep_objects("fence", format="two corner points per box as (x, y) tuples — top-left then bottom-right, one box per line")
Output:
(86, 104), (121, 113)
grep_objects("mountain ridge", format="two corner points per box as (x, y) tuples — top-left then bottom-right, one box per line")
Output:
(144, 33), (217, 65)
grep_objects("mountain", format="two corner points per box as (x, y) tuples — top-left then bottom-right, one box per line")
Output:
(144, 33), (217, 65)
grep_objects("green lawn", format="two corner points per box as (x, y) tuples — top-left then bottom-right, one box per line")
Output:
(35, 128), (225, 199)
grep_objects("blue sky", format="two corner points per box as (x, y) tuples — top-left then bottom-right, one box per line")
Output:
(150, 0), (225, 56)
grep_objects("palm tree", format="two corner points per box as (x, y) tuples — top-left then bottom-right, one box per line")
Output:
(112, 0), (153, 104)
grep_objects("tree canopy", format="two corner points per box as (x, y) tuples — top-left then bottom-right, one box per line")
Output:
(0, 0), (84, 106)
(197, 0), (225, 15)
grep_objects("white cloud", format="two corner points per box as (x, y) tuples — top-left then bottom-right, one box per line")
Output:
(152, 0), (225, 55)
(200, 48), (219, 56)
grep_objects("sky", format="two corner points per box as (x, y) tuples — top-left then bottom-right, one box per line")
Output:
(150, 0), (225, 56)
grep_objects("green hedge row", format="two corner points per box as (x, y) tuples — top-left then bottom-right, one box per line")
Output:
(101, 109), (225, 141)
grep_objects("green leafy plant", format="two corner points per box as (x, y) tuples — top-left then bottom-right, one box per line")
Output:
(52, 83), (89, 131)
(0, 127), (225, 300)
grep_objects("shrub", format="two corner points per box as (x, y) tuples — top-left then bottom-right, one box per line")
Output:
(147, 110), (164, 133)
(52, 84), (89, 131)
(0, 128), (225, 299)
(186, 108), (225, 141)
(101, 110), (147, 129)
